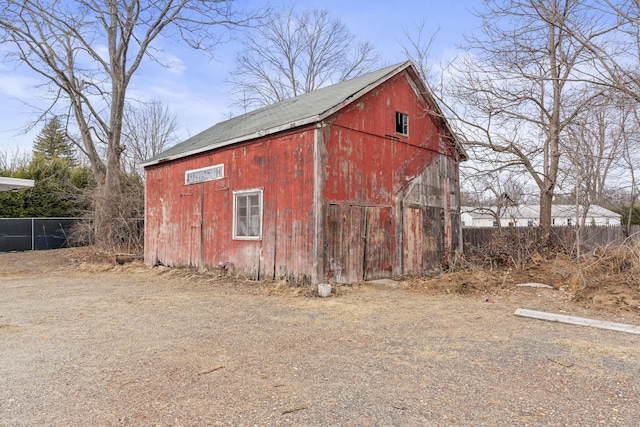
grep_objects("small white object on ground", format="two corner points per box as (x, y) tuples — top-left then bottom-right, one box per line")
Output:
(515, 282), (553, 289)
(317, 283), (332, 297)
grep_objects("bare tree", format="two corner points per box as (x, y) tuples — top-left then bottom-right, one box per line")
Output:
(122, 99), (178, 176)
(561, 1), (640, 101)
(400, 20), (440, 84)
(440, 0), (610, 241)
(460, 164), (527, 229)
(229, 6), (379, 112)
(0, 0), (260, 246)
(619, 106), (640, 234)
(561, 91), (634, 210)
(551, 0), (640, 236)
(0, 147), (30, 175)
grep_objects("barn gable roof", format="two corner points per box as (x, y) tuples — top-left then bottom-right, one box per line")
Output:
(143, 61), (463, 167)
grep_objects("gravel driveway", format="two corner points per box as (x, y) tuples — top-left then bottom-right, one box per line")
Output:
(1, 249), (639, 426)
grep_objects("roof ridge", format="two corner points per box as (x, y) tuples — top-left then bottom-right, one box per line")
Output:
(143, 61), (412, 166)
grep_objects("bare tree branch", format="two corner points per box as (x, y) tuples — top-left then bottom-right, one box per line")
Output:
(0, 0), (263, 246)
(229, 5), (379, 112)
(438, 0), (615, 240)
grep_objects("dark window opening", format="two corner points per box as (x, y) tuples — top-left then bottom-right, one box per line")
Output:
(395, 112), (408, 136)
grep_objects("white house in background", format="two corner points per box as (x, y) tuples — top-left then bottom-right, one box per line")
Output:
(461, 204), (622, 228)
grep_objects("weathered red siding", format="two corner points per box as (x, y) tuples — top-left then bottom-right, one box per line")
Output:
(322, 72), (454, 204)
(145, 128), (316, 282)
(318, 71), (460, 281)
(145, 67), (462, 283)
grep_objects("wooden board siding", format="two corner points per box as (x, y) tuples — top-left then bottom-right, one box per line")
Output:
(363, 206), (393, 280)
(319, 70), (461, 278)
(324, 204), (393, 283)
(180, 186), (202, 267)
(324, 204), (364, 283)
(145, 129), (316, 282)
(145, 67), (463, 283)
(402, 205), (444, 274)
(321, 71), (456, 205)
(398, 154), (461, 272)
(402, 206), (425, 275)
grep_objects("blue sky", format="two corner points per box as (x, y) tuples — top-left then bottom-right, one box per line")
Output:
(0, 0), (480, 155)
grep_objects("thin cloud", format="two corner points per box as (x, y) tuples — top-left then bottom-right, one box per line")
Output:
(0, 73), (40, 99)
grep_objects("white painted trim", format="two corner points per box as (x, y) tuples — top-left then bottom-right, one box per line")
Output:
(232, 188), (264, 241)
(185, 163), (224, 185)
(141, 116), (323, 167)
(514, 308), (640, 335)
(312, 127), (322, 284)
(0, 177), (35, 192)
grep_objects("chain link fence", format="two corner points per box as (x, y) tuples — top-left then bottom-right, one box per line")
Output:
(0, 218), (90, 252)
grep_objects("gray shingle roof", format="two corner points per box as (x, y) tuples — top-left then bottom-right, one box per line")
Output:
(143, 61), (413, 166)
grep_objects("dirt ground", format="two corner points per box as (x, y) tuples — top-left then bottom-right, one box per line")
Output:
(1, 248), (640, 426)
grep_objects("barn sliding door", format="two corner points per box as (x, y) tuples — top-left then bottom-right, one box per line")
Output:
(402, 205), (443, 275)
(181, 185), (203, 268)
(325, 204), (392, 283)
(363, 206), (393, 280)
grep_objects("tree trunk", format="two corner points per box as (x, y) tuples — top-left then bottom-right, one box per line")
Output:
(539, 189), (553, 242)
(93, 143), (122, 247)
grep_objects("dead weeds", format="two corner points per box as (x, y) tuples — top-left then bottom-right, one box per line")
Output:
(50, 244), (640, 314)
(411, 246), (640, 314)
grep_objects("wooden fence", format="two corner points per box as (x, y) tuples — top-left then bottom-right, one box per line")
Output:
(462, 225), (640, 254)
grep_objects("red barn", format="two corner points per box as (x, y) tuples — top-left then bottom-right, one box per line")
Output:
(143, 61), (466, 284)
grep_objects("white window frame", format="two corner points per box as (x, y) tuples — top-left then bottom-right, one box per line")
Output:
(185, 164), (224, 185)
(395, 111), (409, 136)
(233, 188), (263, 240)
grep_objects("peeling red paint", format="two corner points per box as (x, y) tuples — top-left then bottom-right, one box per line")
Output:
(145, 69), (462, 283)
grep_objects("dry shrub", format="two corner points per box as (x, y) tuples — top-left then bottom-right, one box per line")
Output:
(564, 268), (587, 293)
(594, 244), (640, 274)
(568, 243), (640, 312)
(69, 219), (95, 247)
(464, 227), (567, 270)
(67, 172), (145, 255)
(573, 243), (640, 289)
(447, 251), (478, 272)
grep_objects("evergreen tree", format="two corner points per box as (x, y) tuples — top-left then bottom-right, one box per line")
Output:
(0, 118), (94, 218)
(33, 117), (75, 162)
(0, 156), (31, 218)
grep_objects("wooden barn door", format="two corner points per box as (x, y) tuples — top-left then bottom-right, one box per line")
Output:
(363, 207), (393, 280)
(181, 185), (203, 267)
(325, 204), (392, 283)
(403, 205), (443, 275)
